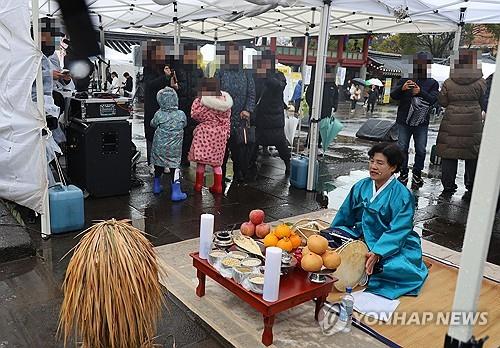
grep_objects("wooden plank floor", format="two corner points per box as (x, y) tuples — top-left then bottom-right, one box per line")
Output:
(327, 257), (500, 347)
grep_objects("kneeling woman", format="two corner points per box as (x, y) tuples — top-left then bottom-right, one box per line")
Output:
(331, 143), (428, 299)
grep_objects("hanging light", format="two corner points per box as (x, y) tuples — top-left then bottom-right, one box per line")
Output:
(367, 16), (373, 28)
(152, 0), (174, 5)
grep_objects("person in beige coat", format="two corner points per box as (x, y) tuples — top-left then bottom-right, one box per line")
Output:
(436, 49), (487, 194)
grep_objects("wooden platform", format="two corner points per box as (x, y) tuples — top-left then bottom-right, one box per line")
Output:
(156, 210), (500, 348)
(328, 257), (500, 347)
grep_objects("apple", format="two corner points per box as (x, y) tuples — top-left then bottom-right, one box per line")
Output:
(249, 209), (265, 225)
(240, 222), (255, 237)
(255, 223), (271, 239)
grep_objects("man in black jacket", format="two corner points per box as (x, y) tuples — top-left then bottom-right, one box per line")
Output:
(391, 51), (439, 190)
(305, 66), (339, 148)
(251, 51), (291, 175)
(176, 44), (205, 166)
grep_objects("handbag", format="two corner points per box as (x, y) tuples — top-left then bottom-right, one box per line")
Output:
(236, 119), (256, 145)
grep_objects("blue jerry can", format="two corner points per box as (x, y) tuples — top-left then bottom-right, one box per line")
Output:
(290, 155), (319, 190)
(48, 184), (85, 234)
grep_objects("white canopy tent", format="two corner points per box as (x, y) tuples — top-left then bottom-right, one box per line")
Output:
(12, 0), (500, 346)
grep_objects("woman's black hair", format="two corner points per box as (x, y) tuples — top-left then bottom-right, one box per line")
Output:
(367, 142), (404, 173)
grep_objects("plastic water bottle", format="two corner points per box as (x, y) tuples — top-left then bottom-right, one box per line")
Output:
(338, 287), (354, 332)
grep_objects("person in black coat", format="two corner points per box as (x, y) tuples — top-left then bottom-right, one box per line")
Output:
(143, 64), (178, 166)
(366, 85), (379, 114)
(250, 51), (291, 175)
(123, 72), (133, 97)
(305, 66), (339, 148)
(175, 44), (205, 166)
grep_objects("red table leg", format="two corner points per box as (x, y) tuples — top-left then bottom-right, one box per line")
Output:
(315, 296), (326, 321)
(262, 315), (275, 346)
(196, 269), (206, 297)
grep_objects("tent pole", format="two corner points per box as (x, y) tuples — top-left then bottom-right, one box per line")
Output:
(444, 41), (500, 348)
(452, 25), (462, 53)
(306, 0), (331, 191)
(99, 16), (106, 91)
(32, 0), (51, 238)
(297, 32), (309, 154)
(173, 1), (180, 57)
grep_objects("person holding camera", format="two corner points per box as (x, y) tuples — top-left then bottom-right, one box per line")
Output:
(391, 51), (439, 190)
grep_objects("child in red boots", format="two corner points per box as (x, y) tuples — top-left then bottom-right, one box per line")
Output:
(189, 78), (233, 194)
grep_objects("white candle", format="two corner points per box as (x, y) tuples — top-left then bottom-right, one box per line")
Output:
(263, 247), (282, 302)
(199, 214), (214, 259)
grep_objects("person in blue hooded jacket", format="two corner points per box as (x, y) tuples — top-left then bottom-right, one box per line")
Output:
(331, 143), (428, 300)
(151, 87), (187, 201)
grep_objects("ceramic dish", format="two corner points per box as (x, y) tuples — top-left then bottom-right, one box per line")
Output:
(248, 274), (265, 294)
(228, 250), (248, 261)
(208, 250), (227, 266)
(232, 266), (253, 284)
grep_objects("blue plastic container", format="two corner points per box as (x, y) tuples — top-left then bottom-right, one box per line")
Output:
(290, 155), (319, 190)
(48, 184), (85, 234)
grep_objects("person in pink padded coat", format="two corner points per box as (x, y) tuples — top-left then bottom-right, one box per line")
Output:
(189, 78), (233, 194)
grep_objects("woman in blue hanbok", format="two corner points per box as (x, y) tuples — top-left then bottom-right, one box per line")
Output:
(331, 143), (428, 299)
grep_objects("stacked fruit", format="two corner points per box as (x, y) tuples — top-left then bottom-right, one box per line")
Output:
(300, 235), (341, 272)
(262, 223), (302, 252)
(240, 210), (271, 238)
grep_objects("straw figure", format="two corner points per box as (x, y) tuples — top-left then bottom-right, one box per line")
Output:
(58, 219), (166, 348)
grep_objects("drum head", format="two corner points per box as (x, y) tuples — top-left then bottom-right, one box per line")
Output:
(333, 240), (369, 292)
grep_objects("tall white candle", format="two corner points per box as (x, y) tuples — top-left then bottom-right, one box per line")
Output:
(199, 214), (214, 259)
(263, 247), (282, 302)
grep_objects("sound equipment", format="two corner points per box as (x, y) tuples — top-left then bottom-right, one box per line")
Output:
(68, 97), (131, 122)
(66, 120), (131, 197)
(355, 119), (399, 142)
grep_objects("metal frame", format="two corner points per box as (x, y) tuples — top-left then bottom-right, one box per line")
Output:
(306, 0), (331, 191)
(32, 0), (51, 238)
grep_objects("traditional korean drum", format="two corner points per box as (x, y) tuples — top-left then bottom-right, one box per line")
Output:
(332, 239), (369, 292)
(292, 220), (370, 291)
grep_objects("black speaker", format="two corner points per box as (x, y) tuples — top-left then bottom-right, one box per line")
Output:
(356, 119), (399, 142)
(66, 120), (131, 197)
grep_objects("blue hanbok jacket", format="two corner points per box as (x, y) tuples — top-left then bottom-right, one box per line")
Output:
(331, 177), (428, 299)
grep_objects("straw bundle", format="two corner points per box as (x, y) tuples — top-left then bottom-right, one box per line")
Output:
(58, 219), (166, 348)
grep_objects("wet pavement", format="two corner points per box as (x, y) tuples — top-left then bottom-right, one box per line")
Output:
(1, 101), (499, 347)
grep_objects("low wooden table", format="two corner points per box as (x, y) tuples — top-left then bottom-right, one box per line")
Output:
(190, 252), (337, 346)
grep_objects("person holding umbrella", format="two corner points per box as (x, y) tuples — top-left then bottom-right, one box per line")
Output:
(350, 78), (365, 113)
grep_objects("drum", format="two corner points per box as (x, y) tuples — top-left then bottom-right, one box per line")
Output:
(292, 220), (370, 291)
(332, 239), (369, 292)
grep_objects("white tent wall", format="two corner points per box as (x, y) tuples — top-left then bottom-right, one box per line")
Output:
(0, 0), (47, 214)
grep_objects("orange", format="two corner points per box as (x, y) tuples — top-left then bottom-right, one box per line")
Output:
(276, 237), (293, 252)
(274, 224), (292, 239)
(263, 233), (279, 247)
(289, 234), (302, 249)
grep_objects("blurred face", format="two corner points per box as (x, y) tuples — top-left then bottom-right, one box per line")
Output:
(227, 46), (241, 66)
(184, 49), (198, 65)
(369, 152), (396, 183)
(256, 58), (272, 76)
(413, 59), (429, 79)
(164, 65), (172, 76)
